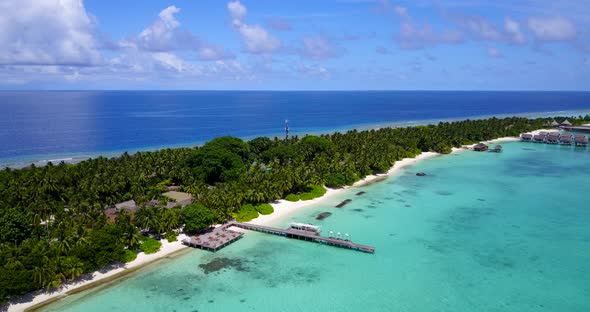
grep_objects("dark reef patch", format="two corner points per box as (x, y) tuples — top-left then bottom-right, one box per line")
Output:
(316, 212), (332, 220)
(335, 199), (352, 208)
(352, 208), (364, 212)
(199, 257), (249, 275)
(435, 190), (453, 196)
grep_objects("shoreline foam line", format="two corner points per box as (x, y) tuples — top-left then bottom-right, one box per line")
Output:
(8, 134), (525, 311)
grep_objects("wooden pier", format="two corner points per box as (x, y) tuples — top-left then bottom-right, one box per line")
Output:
(230, 222), (376, 253)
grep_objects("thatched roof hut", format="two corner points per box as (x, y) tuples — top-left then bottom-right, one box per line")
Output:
(520, 133), (533, 141)
(473, 143), (488, 151)
(550, 120), (559, 127)
(561, 119), (572, 126)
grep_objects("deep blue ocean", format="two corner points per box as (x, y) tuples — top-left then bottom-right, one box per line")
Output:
(1, 91), (590, 168)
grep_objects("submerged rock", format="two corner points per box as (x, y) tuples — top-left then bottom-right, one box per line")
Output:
(316, 212), (332, 220)
(335, 199), (352, 208)
(416, 172), (427, 176)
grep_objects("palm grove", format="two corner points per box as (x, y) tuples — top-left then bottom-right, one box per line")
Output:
(0, 116), (586, 304)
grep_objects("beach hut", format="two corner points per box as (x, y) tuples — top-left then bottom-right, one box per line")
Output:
(561, 119), (572, 126)
(473, 143), (488, 151)
(550, 120), (559, 127)
(489, 145), (502, 152)
(520, 133), (533, 142)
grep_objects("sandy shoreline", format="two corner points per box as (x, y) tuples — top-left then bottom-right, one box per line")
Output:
(8, 134), (528, 311)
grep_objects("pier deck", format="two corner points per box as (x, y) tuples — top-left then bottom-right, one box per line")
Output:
(230, 222), (375, 253)
(182, 223), (244, 251)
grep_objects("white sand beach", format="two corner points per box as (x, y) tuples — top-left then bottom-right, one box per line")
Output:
(249, 151), (440, 226)
(8, 133), (537, 311)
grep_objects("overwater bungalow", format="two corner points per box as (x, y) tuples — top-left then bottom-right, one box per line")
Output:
(546, 133), (560, 144)
(574, 134), (587, 147)
(559, 133), (573, 145)
(532, 133), (546, 143)
(473, 143), (488, 151)
(520, 133), (533, 141)
(489, 145), (502, 152)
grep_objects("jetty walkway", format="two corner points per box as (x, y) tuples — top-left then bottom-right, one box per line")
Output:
(183, 221), (375, 253)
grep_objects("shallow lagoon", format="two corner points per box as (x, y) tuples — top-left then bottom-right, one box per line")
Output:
(41, 142), (590, 312)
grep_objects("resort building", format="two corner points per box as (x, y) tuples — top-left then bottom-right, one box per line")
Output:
(473, 143), (488, 151)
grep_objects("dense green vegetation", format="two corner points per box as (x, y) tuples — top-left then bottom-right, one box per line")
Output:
(0, 115), (587, 304)
(138, 237), (161, 254)
(285, 185), (327, 201)
(255, 203), (274, 215)
(121, 250), (137, 263)
(234, 204), (259, 222)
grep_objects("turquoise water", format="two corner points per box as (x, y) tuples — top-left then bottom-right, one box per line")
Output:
(40, 142), (590, 312)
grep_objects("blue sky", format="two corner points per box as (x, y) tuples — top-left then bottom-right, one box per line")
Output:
(1, 0), (589, 90)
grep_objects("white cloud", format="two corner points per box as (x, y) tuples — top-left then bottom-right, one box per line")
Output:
(129, 5), (232, 61)
(198, 46), (234, 61)
(456, 15), (502, 41)
(393, 6), (463, 49)
(297, 64), (331, 79)
(300, 37), (340, 59)
(227, 1), (282, 54)
(0, 0), (101, 66)
(228, 1), (247, 21)
(504, 17), (525, 44)
(138, 6), (182, 51)
(151, 52), (186, 72)
(528, 16), (577, 41)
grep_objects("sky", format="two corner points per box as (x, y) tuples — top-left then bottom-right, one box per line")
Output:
(0, 0), (589, 90)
